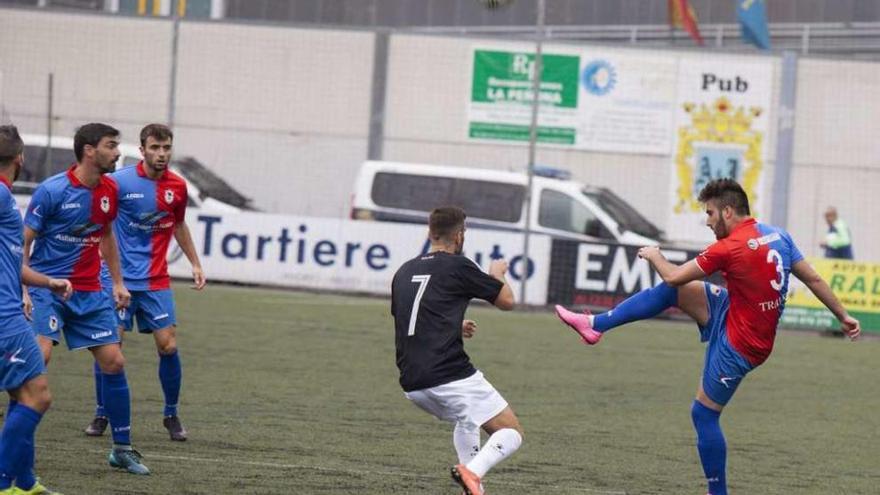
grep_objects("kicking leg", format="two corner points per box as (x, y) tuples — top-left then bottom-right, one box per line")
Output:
(556, 281), (709, 343)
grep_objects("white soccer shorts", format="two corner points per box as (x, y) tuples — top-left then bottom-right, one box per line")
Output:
(404, 370), (509, 428)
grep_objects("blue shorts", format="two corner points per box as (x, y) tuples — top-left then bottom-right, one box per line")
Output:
(115, 290), (177, 333)
(698, 283), (755, 406)
(29, 288), (120, 351)
(0, 323), (45, 391)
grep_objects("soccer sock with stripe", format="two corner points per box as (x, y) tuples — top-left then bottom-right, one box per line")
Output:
(691, 401), (727, 495)
(102, 370), (133, 446)
(159, 350), (182, 417)
(0, 403), (42, 490)
(592, 282), (679, 332)
(453, 422), (481, 464)
(466, 428), (522, 478)
(93, 360), (106, 417)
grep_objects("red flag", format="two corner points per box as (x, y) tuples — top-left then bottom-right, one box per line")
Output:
(668, 0), (704, 45)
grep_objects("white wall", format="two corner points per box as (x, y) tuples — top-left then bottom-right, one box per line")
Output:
(0, 8), (374, 218)
(790, 57), (880, 260)
(1, 8), (878, 260)
(0, 9), (171, 147)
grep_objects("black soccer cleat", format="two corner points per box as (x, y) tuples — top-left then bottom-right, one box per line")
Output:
(163, 415), (188, 441)
(84, 416), (109, 437)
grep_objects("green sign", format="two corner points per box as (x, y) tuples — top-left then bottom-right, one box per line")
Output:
(469, 49), (579, 144)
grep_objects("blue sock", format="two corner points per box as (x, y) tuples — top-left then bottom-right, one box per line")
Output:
(158, 351), (182, 417)
(102, 371), (132, 446)
(93, 361), (106, 417)
(691, 401), (727, 495)
(0, 404), (42, 490)
(593, 282), (679, 332)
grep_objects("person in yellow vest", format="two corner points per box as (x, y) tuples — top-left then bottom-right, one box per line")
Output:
(820, 207), (854, 260)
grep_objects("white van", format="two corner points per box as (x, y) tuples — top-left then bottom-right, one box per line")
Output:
(17, 134), (249, 213)
(351, 160), (663, 246)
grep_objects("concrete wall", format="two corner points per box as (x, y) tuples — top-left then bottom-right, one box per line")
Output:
(1, 8), (878, 260)
(0, 8), (374, 217)
(789, 58), (880, 259)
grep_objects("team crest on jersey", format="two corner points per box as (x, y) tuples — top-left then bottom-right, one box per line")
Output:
(164, 189), (174, 204)
(48, 315), (58, 331)
(709, 285), (722, 297)
(747, 238), (759, 251)
(100, 196), (110, 213)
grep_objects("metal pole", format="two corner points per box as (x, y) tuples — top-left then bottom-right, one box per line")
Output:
(519, 0), (545, 306)
(168, 14), (181, 129)
(45, 73), (53, 180)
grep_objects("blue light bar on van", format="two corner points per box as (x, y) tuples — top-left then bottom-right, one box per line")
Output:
(532, 166), (572, 180)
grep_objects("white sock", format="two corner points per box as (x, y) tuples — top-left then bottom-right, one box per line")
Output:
(466, 428), (522, 478)
(453, 422), (481, 464)
(588, 314), (596, 326)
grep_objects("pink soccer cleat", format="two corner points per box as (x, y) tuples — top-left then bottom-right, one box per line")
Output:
(554, 305), (602, 345)
(451, 464), (483, 495)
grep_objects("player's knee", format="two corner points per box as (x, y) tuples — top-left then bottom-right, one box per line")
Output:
(100, 354), (126, 374)
(35, 388), (52, 412)
(157, 340), (177, 355)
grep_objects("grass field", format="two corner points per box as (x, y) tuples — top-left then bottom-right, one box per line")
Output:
(30, 283), (879, 494)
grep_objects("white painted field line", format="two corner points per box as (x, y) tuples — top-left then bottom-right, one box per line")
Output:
(84, 448), (628, 494)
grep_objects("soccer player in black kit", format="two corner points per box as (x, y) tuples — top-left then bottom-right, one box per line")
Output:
(391, 206), (523, 495)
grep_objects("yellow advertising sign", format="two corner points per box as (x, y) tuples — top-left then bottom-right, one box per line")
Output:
(786, 258), (880, 314)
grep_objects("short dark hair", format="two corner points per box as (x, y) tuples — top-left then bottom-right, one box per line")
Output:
(140, 123), (173, 146)
(0, 125), (23, 167)
(74, 123), (120, 161)
(697, 178), (750, 216)
(429, 206), (466, 241)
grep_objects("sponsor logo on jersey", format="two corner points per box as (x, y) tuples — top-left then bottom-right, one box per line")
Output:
(748, 232), (781, 251)
(100, 196), (110, 213)
(70, 222), (103, 237)
(123, 193), (145, 200)
(61, 202), (82, 210)
(164, 189), (174, 204)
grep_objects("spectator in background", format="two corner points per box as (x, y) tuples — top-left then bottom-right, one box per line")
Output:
(821, 206), (854, 260)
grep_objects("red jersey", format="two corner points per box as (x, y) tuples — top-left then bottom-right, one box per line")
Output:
(695, 218), (804, 366)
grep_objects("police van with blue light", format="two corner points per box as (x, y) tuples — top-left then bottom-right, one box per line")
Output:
(351, 160), (663, 246)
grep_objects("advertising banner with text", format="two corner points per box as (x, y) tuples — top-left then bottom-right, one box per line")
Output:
(468, 46), (675, 154)
(167, 211), (551, 305)
(782, 258), (880, 334)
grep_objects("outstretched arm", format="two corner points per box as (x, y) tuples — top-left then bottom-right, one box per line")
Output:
(791, 259), (860, 340)
(638, 246), (706, 287)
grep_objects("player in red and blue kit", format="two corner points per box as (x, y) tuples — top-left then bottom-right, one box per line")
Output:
(85, 124), (205, 443)
(555, 179), (860, 495)
(23, 123), (150, 476)
(0, 125), (74, 495)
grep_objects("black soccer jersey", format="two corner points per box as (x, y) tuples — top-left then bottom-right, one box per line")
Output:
(391, 251), (504, 392)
